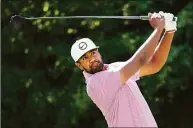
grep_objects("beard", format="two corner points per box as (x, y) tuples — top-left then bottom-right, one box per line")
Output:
(84, 60), (104, 74)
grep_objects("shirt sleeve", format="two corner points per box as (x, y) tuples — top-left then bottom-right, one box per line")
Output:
(110, 61), (140, 81)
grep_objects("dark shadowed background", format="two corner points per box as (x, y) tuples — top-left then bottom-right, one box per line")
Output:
(2, 0), (193, 128)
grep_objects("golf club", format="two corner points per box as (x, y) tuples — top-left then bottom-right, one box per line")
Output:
(10, 15), (177, 30)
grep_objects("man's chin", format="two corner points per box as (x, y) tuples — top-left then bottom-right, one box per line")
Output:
(89, 69), (102, 74)
(86, 63), (104, 74)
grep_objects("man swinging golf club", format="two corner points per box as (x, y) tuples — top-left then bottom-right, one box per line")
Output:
(70, 11), (177, 127)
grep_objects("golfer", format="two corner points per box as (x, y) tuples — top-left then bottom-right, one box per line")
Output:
(70, 11), (177, 127)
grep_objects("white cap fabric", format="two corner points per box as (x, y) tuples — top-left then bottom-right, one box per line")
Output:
(71, 38), (99, 62)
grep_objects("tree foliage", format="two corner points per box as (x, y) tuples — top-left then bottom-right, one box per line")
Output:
(2, 1), (193, 128)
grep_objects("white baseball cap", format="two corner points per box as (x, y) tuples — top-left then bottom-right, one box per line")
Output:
(71, 38), (99, 62)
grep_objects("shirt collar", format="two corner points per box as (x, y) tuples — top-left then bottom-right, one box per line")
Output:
(83, 64), (109, 79)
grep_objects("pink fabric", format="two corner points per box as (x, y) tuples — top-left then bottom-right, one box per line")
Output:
(83, 62), (158, 127)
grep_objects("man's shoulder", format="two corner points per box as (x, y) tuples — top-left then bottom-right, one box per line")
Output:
(109, 61), (125, 66)
(86, 68), (118, 85)
(85, 62), (124, 85)
(108, 61), (125, 71)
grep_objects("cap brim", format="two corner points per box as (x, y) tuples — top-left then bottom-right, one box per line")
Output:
(76, 46), (100, 62)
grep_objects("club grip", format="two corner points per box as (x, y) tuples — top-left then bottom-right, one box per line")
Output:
(140, 16), (148, 20)
(140, 16), (178, 22)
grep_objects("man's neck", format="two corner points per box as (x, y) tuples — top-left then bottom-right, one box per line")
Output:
(102, 64), (108, 71)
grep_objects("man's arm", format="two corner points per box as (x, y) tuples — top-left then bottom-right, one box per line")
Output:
(118, 12), (165, 85)
(139, 12), (177, 77)
(139, 31), (175, 77)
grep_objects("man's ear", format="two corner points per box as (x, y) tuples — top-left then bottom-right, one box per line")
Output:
(75, 62), (84, 70)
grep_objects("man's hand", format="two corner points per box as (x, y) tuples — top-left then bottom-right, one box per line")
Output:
(148, 12), (165, 30)
(159, 11), (177, 32)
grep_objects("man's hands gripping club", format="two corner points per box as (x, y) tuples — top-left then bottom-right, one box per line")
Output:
(148, 12), (165, 30)
(159, 11), (177, 32)
(119, 12), (167, 85)
(148, 11), (177, 32)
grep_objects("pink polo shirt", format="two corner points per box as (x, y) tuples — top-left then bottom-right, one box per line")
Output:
(83, 62), (158, 127)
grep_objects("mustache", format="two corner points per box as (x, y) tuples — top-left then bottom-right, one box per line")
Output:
(90, 60), (100, 66)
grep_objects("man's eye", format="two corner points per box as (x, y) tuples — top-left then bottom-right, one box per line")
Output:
(92, 51), (96, 55)
(82, 56), (87, 60)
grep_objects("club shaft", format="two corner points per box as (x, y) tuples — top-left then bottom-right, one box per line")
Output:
(25, 16), (149, 20)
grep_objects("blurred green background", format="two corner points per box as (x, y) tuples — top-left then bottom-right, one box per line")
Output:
(2, 0), (193, 128)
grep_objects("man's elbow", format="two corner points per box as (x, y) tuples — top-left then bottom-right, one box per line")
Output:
(152, 63), (164, 74)
(150, 56), (166, 72)
(120, 55), (148, 84)
(153, 67), (162, 74)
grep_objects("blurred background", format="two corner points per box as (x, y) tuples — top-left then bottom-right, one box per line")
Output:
(2, 0), (193, 128)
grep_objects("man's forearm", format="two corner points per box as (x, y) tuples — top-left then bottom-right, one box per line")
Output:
(131, 27), (164, 65)
(119, 27), (164, 84)
(150, 31), (175, 68)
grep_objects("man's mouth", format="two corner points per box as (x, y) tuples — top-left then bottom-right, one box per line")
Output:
(91, 61), (99, 68)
